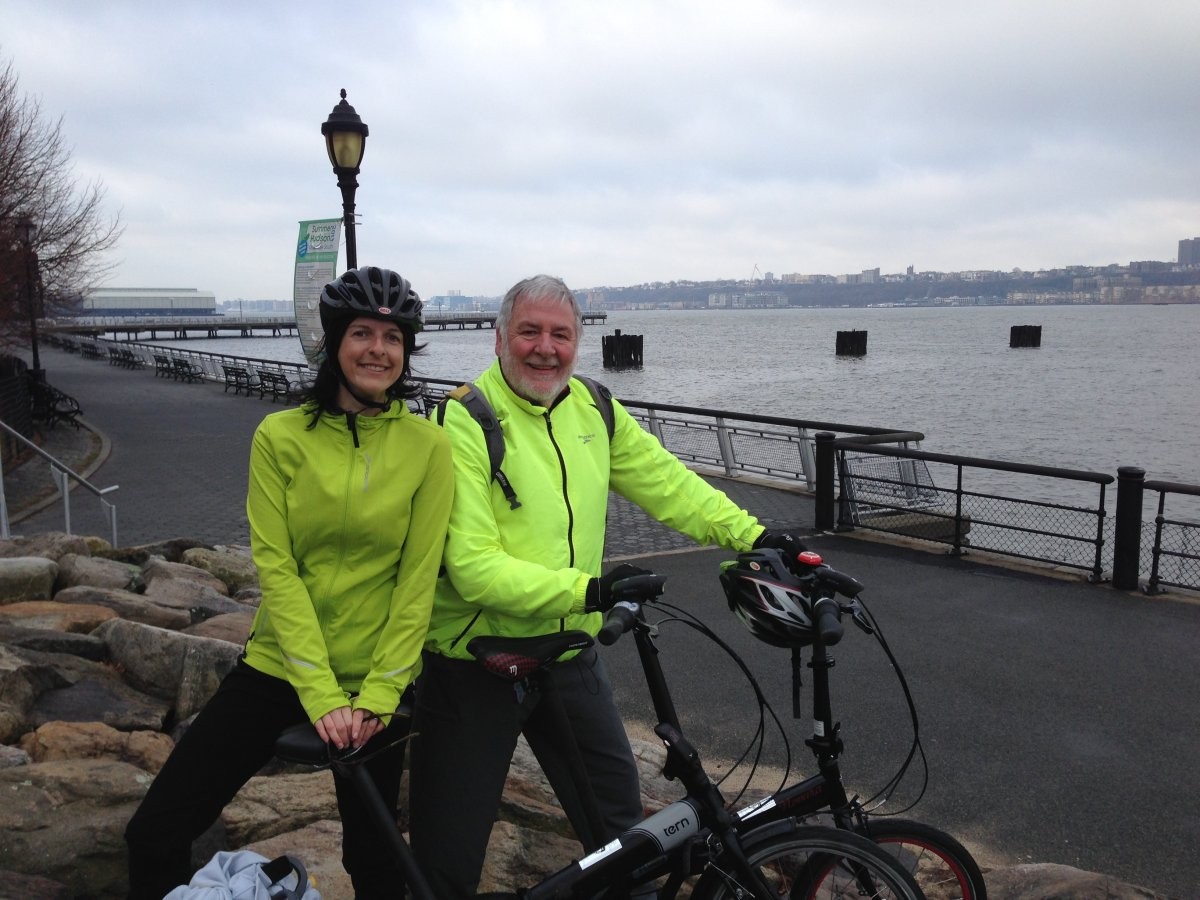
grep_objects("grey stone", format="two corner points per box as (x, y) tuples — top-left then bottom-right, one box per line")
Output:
(0, 622), (108, 659)
(0, 742), (31, 768)
(53, 583), (193, 629)
(53, 552), (143, 593)
(183, 609), (255, 645)
(182, 545), (259, 593)
(0, 759), (151, 898)
(143, 555), (230, 596)
(0, 531), (91, 562)
(95, 618), (240, 715)
(30, 672), (171, 732)
(142, 575), (245, 623)
(0, 556), (60, 604)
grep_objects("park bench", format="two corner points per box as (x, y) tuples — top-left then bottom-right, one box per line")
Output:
(109, 348), (146, 369)
(256, 370), (294, 403)
(222, 364), (259, 395)
(80, 343), (104, 360)
(171, 358), (205, 383)
(30, 380), (83, 430)
(153, 354), (174, 378)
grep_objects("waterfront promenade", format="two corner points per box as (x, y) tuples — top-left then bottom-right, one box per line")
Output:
(5, 346), (1199, 898)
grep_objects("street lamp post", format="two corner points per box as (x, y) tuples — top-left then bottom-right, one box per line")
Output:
(321, 89), (369, 271)
(14, 216), (43, 382)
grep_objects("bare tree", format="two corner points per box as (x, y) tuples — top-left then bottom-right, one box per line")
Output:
(1, 55), (122, 351)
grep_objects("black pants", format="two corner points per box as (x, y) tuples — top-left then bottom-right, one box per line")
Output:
(408, 647), (644, 899)
(125, 660), (407, 900)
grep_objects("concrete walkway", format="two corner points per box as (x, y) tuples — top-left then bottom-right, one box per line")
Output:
(4, 345), (1198, 898)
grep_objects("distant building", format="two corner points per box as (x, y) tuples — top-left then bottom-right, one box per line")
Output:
(1179, 237), (1200, 267)
(76, 287), (217, 318)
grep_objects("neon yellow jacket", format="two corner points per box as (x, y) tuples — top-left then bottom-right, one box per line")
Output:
(426, 360), (764, 659)
(243, 401), (453, 722)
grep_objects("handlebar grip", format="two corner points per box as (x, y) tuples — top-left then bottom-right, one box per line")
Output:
(598, 601), (639, 646)
(813, 596), (844, 646)
(610, 573), (667, 603)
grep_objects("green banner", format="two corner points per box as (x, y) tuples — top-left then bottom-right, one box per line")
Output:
(293, 218), (342, 368)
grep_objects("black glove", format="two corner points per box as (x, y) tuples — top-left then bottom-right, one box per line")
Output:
(753, 528), (808, 561)
(585, 563), (653, 613)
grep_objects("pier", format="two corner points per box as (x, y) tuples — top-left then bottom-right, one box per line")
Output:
(45, 311), (607, 340)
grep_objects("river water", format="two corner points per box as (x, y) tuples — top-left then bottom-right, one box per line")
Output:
(146, 303), (1198, 487)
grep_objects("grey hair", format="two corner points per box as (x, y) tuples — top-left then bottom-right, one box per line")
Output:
(496, 274), (583, 336)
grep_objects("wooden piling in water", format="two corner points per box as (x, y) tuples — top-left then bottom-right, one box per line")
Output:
(602, 330), (643, 368)
(1010, 325), (1042, 348)
(836, 330), (868, 356)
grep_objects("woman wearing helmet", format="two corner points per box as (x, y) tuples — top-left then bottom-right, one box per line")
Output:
(126, 267), (454, 900)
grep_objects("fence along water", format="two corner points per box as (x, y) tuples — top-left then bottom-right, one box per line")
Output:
(26, 333), (1200, 594)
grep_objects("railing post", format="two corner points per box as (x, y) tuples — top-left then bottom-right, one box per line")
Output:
(714, 417), (736, 477)
(814, 432), (835, 531)
(1112, 466), (1145, 590)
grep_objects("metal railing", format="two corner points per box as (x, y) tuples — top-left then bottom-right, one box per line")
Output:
(826, 438), (1114, 580)
(29, 343), (1200, 593)
(0, 417), (119, 546)
(1143, 481), (1200, 594)
(68, 336), (309, 385)
(414, 377), (924, 490)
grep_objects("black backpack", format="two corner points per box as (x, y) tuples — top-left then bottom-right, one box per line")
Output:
(435, 375), (615, 511)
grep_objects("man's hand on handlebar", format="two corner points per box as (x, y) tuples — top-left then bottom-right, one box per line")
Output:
(585, 563), (655, 613)
(753, 528), (808, 563)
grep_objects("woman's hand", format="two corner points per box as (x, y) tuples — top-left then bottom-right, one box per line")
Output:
(315, 705), (385, 749)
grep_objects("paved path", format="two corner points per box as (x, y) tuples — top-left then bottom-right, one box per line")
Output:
(6, 345), (1199, 898)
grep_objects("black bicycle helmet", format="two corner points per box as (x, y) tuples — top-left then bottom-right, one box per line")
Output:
(719, 548), (816, 647)
(319, 266), (424, 335)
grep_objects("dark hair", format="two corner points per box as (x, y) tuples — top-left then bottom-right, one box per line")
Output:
(297, 320), (425, 428)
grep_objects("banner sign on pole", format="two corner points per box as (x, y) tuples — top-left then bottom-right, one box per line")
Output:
(293, 218), (342, 368)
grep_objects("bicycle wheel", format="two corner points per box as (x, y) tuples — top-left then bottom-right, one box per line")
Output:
(690, 823), (924, 900)
(858, 819), (987, 900)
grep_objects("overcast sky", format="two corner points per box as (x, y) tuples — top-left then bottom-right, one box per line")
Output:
(3, 0), (1198, 302)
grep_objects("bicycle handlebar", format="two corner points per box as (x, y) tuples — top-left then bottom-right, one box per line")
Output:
(812, 596), (844, 645)
(597, 574), (666, 645)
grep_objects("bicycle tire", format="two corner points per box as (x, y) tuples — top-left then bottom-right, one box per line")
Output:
(690, 823), (924, 900)
(857, 818), (987, 900)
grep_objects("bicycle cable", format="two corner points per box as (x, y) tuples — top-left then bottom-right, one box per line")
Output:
(649, 599), (794, 806)
(851, 593), (929, 815)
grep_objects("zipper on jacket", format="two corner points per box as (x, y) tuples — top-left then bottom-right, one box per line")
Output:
(544, 413), (576, 566)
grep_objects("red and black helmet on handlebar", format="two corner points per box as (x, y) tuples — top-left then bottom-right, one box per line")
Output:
(720, 548), (824, 647)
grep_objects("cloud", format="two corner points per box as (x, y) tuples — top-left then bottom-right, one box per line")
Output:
(3, 0), (1198, 301)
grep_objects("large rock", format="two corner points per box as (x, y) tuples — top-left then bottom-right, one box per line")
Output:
(53, 552), (143, 593)
(19, 720), (175, 774)
(184, 610), (255, 645)
(0, 869), (71, 899)
(244, 820), (349, 900)
(0, 531), (91, 562)
(140, 575), (245, 623)
(182, 545), (259, 594)
(0, 556), (59, 603)
(0, 599), (116, 632)
(0, 759), (151, 899)
(29, 670), (171, 733)
(0, 644), (63, 743)
(223, 770), (339, 847)
(143, 556), (230, 596)
(0, 621), (108, 659)
(986, 862), (1167, 898)
(98, 537), (211, 566)
(53, 584), (192, 630)
(95, 618), (241, 719)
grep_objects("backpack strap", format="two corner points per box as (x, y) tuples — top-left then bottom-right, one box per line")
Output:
(437, 383), (521, 510)
(434, 377), (615, 514)
(574, 375), (616, 442)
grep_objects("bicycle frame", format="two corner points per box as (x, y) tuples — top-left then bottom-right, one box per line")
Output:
(731, 635), (867, 832)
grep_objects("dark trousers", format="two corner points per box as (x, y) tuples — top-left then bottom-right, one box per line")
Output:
(408, 647), (643, 899)
(125, 660), (407, 900)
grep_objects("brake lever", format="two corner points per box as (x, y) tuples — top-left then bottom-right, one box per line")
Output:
(845, 599), (875, 635)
